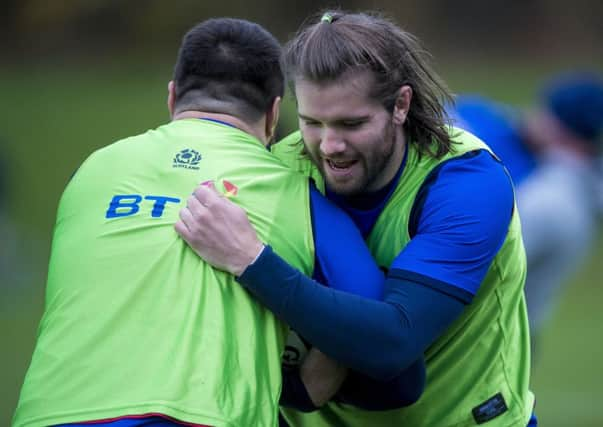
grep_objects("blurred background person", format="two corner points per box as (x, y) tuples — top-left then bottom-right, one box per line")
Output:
(451, 72), (603, 355)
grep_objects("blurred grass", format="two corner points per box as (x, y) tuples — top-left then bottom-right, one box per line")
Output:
(1, 60), (602, 426)
(529, 234), (603, 427)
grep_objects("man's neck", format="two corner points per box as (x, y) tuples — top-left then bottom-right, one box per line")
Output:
(172, 110), (265, 144)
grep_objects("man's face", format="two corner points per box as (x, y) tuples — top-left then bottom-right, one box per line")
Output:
(295, 71), (406, 196)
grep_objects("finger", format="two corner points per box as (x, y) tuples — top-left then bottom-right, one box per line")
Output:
(174, 219), (190, 238)
(178, 211), (205, 248)
(178, 206), (200, 236)
(187, 195), (207, 220)
(193, 184), (223, 207)
(192, 181), (215, 201)
(203, 180), (217, 191)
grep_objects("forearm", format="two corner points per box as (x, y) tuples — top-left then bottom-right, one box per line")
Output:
(335, 357), (426, 410)
(239, 247), (436, 380)
(300, 348), (348, 407)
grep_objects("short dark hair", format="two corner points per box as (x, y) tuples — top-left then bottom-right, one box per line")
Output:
(284, 11), (455, 158)
(173, 18), (284, 120)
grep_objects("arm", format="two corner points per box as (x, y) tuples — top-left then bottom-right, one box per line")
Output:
(285, 185), (384, 408)
(175, 152), (512, 380)
(288, 182), (430, 410)
(300, 348), (348, 407)
(281, 350), (426, 412)
(177, 183), (426, 408)
(238, 248), (463, 380)
(516, 166), (590, 263)
(335, 358), (426, 410)
(281, 186), (423, 410)
(514, 164), (594, 335)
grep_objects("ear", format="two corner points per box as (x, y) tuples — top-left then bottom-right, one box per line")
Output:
(265, 96), (281, 144)
(167, 81), (176, 118)
(392, 85), (412, 125)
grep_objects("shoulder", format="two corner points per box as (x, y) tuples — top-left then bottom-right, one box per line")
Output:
(411, 150), (514, 235)
(271, 131), (304, 161)
(271, 131), (324, 189)
(395, 150), (515, 296)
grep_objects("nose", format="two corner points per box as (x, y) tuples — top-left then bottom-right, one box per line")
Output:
(320, 127), (346, 157)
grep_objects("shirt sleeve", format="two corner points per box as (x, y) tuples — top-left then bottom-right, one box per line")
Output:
(309, 184), (384, 298)
(239, 249), (464, 381)
(280, 185), (426, 408)
(392, 150), (515, 302)
(238, 158), (512, 380)
(334, 358), (425, 410)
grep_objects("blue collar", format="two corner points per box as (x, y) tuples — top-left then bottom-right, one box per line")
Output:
(199, 117), (238, 129)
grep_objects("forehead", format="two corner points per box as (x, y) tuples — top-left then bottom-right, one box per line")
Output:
(294, 70), (383, 119)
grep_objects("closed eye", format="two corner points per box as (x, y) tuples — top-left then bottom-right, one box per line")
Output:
(302, 119), (321, 127)
(298, 114), (321, 127)
(340, 120), (364, 128)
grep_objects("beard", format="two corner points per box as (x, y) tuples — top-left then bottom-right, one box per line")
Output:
(312, 120), (399, 197)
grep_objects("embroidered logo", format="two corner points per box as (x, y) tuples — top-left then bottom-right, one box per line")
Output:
(223, 180), (238, 198)
(173, 149), (202, 170)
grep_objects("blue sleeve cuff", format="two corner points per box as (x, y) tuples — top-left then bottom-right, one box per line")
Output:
(388, 268), (473, 304)
(239, 244), (275, 279)
(237, 245), (297, 319)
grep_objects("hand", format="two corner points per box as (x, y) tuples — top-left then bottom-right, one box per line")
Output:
(175, 182), (264, 276)
(300, 348), (348, 407)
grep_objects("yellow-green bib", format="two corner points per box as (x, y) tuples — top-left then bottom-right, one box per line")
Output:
(14, 120), (315, 427)
(274, 128), (534, 427)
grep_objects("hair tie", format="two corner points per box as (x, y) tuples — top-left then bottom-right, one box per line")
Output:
(321, 12), (334, 23)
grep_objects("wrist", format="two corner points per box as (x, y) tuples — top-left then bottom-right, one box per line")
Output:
(234, 242), (265, 277)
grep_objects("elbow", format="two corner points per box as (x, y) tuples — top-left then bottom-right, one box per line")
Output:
(369, 361), (408, 382)
(368, 338), (419, 382)
(403, 358), (426, 404)
(340, 357), (426, 411)
(359, 302), (421, 381)
(383, 357), (427, 409)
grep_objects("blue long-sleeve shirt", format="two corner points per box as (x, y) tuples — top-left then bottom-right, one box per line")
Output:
(238, 149), (514, 380)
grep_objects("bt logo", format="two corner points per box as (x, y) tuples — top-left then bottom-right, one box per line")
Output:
(106, 195), (181, 219)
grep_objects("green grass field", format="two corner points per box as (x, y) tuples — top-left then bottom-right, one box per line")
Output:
(529, 236), (603, 427)
(1, 62), (602, 426)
